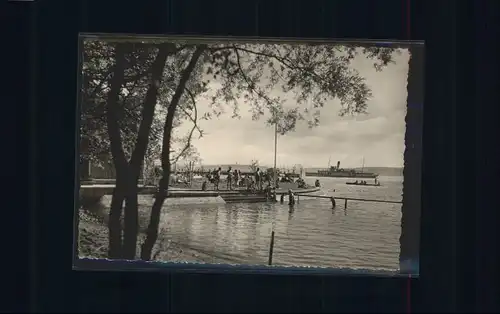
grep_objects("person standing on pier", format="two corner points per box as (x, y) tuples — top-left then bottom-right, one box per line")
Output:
(263, 171), (270, 188)
(233, 168), (239, 188)
(244, 175), (251, 190)
(214, 167), (222, 190)
(255, 168), (261, 191)
(259, 170), (265, 191)
(227, 166), (233, 190)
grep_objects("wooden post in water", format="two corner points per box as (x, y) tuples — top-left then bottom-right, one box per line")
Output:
(297, 194), (300, 204)
(344, 198), (348, 209)
(268, 231), (275, 266)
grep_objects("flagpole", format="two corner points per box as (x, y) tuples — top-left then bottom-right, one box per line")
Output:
(273, 122), (278, 189)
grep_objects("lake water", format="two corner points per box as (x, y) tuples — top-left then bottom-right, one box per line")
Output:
(132, 175), (403, 270)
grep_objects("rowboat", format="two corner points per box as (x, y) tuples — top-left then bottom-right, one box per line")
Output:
(346, 182), (381, 187)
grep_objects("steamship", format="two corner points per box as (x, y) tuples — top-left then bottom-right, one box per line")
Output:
(305, 159), (378, 179)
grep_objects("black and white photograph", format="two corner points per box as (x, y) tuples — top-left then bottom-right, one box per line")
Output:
(76, 36), (423, 274)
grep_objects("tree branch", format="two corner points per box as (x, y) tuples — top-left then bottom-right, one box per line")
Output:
(123, 45), (190, 82)
(160, 45), (207, 177)
(105, 44), (129, 172)
(182, 88), (203, 136)
(233, 44), (323, 82)
(129, 43), (175, 178)
(233, 48), (281, 114)
(169, 89), (202, 165)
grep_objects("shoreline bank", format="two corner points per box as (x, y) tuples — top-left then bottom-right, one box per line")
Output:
(78, 209), (207, 263)
(78, 208), (251, 265)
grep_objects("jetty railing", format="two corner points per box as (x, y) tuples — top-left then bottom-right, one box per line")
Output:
(295, 194), (402, 209)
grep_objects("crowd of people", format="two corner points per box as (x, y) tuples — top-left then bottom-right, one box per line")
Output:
(145, 164), (315, 194)
(201, 166), (314, 194)
(143, 164), (325, 210)
(204, 166), (278, 192)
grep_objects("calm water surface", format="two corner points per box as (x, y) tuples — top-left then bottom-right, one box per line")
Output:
(120, 176), (403, 270)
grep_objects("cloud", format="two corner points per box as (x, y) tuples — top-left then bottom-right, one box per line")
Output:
(174, 47), (410, 168)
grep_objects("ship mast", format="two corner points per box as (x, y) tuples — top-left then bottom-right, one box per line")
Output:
(328, 156), (331, 168)
(273, 121), (278, 188)
(361, 157), (365, 173)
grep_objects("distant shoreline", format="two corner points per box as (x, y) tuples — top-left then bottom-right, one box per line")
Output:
(183, 164), (404, 177)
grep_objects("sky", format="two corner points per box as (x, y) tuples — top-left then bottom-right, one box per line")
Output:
(173, 46), (410, 169)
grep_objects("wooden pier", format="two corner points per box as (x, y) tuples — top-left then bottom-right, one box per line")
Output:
(79, 184), (320, 204)
(295, 193), (402, 209)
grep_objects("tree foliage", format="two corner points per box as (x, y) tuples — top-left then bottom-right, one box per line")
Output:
(199, 43), (396, 134)
(80, 41), (205, 167)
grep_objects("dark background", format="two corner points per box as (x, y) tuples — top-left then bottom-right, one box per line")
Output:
(7, 0), (499, 312)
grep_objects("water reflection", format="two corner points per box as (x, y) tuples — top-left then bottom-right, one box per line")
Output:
(153, 192), (401, 269)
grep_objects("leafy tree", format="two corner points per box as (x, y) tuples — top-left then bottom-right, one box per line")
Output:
(81, 41), (162, 164)
(81, 39), (399, 261)
(81, 41), (204, 167)
(81, 41), (206, 258)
